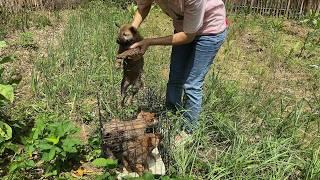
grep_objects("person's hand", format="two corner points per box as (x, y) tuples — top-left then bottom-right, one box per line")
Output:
(130, 39), (150, 55)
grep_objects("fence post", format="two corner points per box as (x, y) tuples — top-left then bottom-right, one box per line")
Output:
(299, 0), (305, 18)
(220, 0), (317, 17)
(250, 0), (255, 13)
(307, 0), (313, 11)
(286, 0), (291, 18)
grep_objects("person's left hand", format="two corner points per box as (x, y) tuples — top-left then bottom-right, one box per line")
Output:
(130, 39), (150, 55)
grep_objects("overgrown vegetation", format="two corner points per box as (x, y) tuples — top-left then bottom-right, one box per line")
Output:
(0, 0), (319, 179)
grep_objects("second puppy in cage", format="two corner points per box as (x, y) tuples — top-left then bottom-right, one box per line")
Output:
(122, 133), (161, 176)
(102, 111), (159, 162)
(116, 24), (144, 107)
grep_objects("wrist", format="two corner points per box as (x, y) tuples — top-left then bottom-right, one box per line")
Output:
(144, 38), (152, 46)
(131, 21), (139, 29)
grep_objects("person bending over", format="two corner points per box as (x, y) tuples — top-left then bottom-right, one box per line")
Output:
(130, 0), (227, 136)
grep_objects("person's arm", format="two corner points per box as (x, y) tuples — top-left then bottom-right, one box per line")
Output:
(147, 32), (196, 46)
(132, 4), (151, 28)
(131, 0), (205, 55)
(130, 32), (196, 54)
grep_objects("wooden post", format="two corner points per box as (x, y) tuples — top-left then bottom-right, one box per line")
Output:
(261, 0), (264, 15)
(250, 0), (255, 13)
(286, 0), (291, 18)
(307, 0), (313, 11)
(299, 0), (304, 18)
(273, 0), (277, 16)
(265, 0), (268, 15)
(276, 0), (281, 17)
(256, 0), (259, 13)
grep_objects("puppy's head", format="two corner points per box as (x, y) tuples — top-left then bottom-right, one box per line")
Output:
(137, 110), (158, 125)
(117, 24), (138, 45)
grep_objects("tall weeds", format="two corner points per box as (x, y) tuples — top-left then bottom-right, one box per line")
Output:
(30, 1), (320, 179)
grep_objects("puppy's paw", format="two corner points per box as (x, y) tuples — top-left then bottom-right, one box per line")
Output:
(115, 59), (123, 69)
(135, 164), (145, 176)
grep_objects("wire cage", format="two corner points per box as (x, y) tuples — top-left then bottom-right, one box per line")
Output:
(97, 95), (172, 177)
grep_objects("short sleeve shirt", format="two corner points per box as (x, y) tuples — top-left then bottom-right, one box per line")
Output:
(135, 0), (227, 34)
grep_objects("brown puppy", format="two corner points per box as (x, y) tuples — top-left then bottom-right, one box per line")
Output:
(116, 24), (144, 106)
(122, 133), (161, 176)
(102, 111), (158, 160)
(102, 111), (158, 137)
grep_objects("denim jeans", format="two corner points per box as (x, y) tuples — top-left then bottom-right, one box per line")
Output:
(166, 29), (227, 132)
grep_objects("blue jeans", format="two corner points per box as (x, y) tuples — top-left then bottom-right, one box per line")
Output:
(166, 30), (227, 132)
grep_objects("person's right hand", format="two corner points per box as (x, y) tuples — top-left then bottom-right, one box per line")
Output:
(130, 39), (151, 56)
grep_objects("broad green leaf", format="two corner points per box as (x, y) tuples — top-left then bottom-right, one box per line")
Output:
(0, 84), (14, 103)
(42, 149), (56, 161)
(44, 170), (57, 177)
(9, 162), (19, 173)
(60, 151), (67, 159)
(92, 158), (117, 168)
(62, 138), (81, 153)
(313, 19), (318, 26)
(56, 121), (78, 137)
(55, 146), (62, 153)
(25, 160), (35, 167)
(0, 121), (12, 143)
(45, 136), (60, 145)
(32, 118), (45, 140)
(0, 55), (15, 64)
(0, 141), (19, 154)
(25, 145), (36, 157)
(0, 41), (7, 48)
(38, 143), (54, 150)
(95, 172), (111, 180)
(160, 176), (171, 180)
(3, 142), (19, 152)
(142, 172), (155, 180)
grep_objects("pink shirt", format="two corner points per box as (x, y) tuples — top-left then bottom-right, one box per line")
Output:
(136, 0), (227, 35)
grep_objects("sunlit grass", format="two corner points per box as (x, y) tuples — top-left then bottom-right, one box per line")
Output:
(30, 1), (320, 179)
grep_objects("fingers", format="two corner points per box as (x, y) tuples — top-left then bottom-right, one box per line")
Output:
(130, 42), (141, 49)
(126, 40), (149, 57)
(140, 46), (147, 55)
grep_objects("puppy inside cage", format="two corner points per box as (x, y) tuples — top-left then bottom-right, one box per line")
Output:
(100, 110), (169, 177)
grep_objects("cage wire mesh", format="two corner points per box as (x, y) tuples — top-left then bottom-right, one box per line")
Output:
(97, 89), (173, 177)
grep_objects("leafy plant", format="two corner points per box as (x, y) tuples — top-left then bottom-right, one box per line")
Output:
(33, 14), (52, 29)
(8, 114), (83, 177)
(0, 40), (16, 157)
(299, 11), (320, 58)
(0, 41), (8, 48)
(92, 158), (117, 168)
(301, 10), (320, 29)
(270, 19), (284, 32)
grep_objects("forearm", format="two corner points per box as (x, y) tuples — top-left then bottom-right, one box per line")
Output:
(132, 6), (151, 29)
(147, 32), (196, 46)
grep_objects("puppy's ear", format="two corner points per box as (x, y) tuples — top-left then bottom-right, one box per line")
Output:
(129, 26), (137, 34)
(116, 38), (121, 44)
(115, 22), (120, 28)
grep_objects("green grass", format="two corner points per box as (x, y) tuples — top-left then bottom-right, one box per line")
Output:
(1, 0), (320, 179)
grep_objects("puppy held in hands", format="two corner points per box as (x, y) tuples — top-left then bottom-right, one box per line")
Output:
(116, 24), (144, 106)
